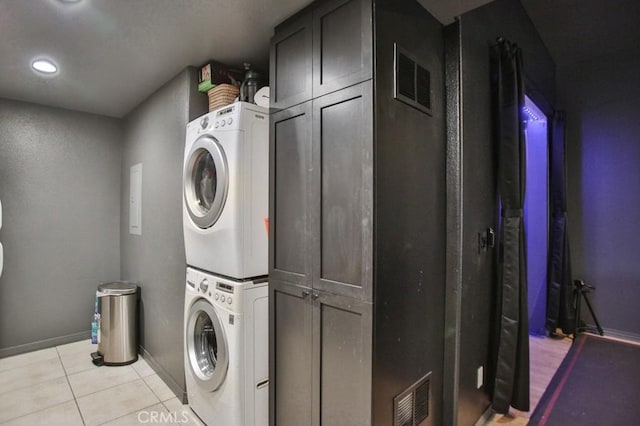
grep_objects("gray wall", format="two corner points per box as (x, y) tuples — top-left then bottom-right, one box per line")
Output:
(0, 99), (122, 356)
(120, 67), (206, 400)
(445, 0), (556, 423)
(561, 53), (640, 339)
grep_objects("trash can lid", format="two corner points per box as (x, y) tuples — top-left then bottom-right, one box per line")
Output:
(98, 282), (138, 295)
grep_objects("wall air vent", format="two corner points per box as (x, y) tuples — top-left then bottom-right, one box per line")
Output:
(393, 372), (431, 426)
(394, 43), (432, 116)
(397, 53), (416, 100)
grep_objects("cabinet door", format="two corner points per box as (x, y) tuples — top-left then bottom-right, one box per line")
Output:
(270, 280), (313, 426)
(270, 102), (313, 287)
(312, 291), (373, 426)
(270, 11), (313, 110)
(312, 81), (373, 301)
(312, 0), (373, 98)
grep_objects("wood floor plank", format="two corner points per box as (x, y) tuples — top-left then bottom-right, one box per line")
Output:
(487, 335), (572, 424)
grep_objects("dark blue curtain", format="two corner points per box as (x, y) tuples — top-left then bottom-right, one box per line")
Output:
(490, 38), (530, 414)
(546, 111), (575, 334)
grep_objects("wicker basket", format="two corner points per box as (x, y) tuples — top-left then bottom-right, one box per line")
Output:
(208, 84), (239, 111)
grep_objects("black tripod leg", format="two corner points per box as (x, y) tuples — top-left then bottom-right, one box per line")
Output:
(582, 293), (604, 336)
(574, 290), (582, 336)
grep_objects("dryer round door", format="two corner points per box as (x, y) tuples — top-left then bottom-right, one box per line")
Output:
(184, 135), (228, 229)
(186, 299), (229, 391)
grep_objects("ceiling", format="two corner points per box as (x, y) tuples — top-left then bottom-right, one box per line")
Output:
(520, 0), (640, 66)
(0, 0), (312, 117)
(417, 0), (494, 25)
(2, 0), (638, 118)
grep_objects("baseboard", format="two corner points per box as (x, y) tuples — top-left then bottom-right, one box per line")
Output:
(139, 345), (188, 403)
(474, 405), (494, 426)
(594, 326), (640, 343)
(0, 331), (90, 359)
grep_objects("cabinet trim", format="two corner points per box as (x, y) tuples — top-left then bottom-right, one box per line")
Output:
(311, 290), (373, 426)
(269, 102), (313, 287)
(312, 0), (373, 98)
(270, 12), (313, 110)
(311, 81), (374, 302)
(269, 280), (314, 426)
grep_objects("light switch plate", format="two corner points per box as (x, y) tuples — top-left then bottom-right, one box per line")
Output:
(477, 366), (484, 389)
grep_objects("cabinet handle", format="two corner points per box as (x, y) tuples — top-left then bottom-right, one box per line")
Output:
(311, 292), (320, 300)
(302, 290), (311, 298)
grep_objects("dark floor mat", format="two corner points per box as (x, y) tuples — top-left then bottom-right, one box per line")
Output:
(529, 334), (640, 425)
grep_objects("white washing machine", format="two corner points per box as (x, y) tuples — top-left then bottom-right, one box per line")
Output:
(183, 102), (269, 279)
(184, 267), (269, 426)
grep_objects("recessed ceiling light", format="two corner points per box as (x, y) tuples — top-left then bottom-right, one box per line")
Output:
(32, 59), (58, 74)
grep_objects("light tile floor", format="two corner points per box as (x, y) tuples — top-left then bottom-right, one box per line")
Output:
(0, 340), (204, 426)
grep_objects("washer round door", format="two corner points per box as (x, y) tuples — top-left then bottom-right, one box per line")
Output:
(184, 135), (229, 229)
(186, 299), (229, 391)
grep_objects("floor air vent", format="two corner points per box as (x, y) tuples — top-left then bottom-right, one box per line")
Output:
(394, 43), (432, 116)
(393, 372), (431, 426)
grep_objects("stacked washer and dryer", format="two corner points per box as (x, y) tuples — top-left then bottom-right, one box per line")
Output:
(182, 102), (269, 426)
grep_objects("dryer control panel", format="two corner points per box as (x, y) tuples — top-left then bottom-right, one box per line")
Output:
(213, 104), (239, 131)
(189, 102), (269, 137)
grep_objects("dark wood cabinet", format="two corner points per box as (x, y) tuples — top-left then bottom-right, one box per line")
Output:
(313, 290), (372, 425)
(269, 280), (372, 426)
(312, 0), (373, 98)
(270, 12), (313, 110)
(270, 83), (373, 301)
(312, 82), (373, 301)
(270, 84), (374, 425)
(270, 0), (446, 424)
(269, 281), (313, 426)
(269, 102), (313, 286)
(270, 0), (372, 110)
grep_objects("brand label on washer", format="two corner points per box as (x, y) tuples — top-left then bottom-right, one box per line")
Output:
(229, 314), (234, 325)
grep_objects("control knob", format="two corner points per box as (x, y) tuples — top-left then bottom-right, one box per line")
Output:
(199, 279), (209, 293)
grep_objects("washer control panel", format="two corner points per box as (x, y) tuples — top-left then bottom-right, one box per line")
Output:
(186, 268), (253, 313)
(215, 281), (235, 308)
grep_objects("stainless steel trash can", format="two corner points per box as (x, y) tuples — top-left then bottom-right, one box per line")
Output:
(97, 282), (138, 365)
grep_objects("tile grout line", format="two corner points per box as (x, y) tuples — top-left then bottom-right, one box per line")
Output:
(0, 367), (65, 398)
(83, 356), (162, 424)
(89, 362), (168, 425)
(0, 349), (59, 375)
(57, 345), (88, 426)
(138, 370), (174, 405)
(95, 401), (166, 426)
(2, 342), (179, 425)
(0, 355), (74, 424)
(64, 343), (147, 424)
(68, 371), (145, 400)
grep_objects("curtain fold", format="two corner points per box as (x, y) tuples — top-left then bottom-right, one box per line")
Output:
(546, 111), (575, 334)
(490, 38), (530, 414)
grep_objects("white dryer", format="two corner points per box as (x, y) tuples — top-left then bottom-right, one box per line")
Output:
(183, 102), (269, 279)
(184, 267), (269, 426)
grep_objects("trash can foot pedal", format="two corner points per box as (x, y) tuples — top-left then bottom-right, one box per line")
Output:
(91, 351), (104, 367)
